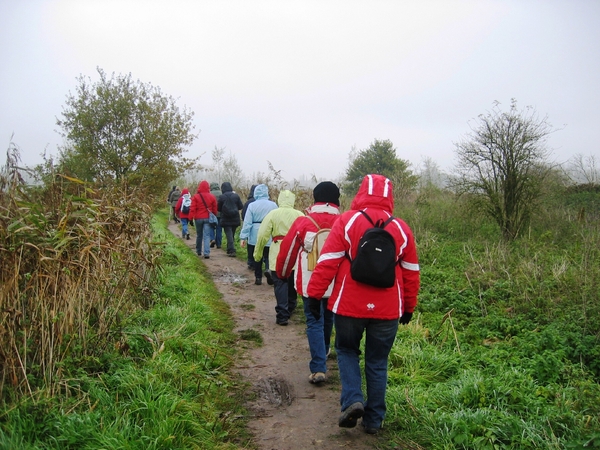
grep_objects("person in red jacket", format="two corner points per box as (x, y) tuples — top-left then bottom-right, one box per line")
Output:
(276, 181), (341, 384)
(190, 180), (218, 259)
(174, 187), (192, 240)
(306, 174), (420, 435)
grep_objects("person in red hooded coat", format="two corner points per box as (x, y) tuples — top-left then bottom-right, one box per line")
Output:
(306, 174), (420, 435)
(175, 187), (192, 240)
(190, 180), (217, 258)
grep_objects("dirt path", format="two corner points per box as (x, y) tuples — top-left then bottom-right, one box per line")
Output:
(168, 223), (381, 450)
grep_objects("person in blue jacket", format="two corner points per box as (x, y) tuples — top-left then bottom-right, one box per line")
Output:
(239, 184), (277, 285)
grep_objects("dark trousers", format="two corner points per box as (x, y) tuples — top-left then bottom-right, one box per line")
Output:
(223, 226), (237, 255)
(250, 244), (270, 280)
(272, 271), (297, 323)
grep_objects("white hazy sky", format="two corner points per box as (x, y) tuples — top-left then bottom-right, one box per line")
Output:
(1, 0), (599, 181)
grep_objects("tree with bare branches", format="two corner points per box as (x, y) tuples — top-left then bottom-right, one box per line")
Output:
(453, 100), (556, 240)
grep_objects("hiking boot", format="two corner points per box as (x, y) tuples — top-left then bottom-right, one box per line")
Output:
(308, 372), (326, 384)
(361, 422), (379, 435)
(210, 240), (216, 248)
(255, 278), (262, 285)
(264, 271), (274, 285)
(338, 402), (364, 428)
(204, 255), (210, 259)
(276, 320), (288, 326)
(228, 252), (236, 257)
(186, 234), (190, 240)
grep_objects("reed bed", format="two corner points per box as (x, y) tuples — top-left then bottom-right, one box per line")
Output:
(0, 165), (161, 402)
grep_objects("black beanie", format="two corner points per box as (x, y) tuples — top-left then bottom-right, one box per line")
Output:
(313, 181), (340, 206)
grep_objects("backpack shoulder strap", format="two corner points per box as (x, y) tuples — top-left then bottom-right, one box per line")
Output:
(381, 216), (396, 228)
(359, 210), (375, 226)
(305, 214), (321, 230)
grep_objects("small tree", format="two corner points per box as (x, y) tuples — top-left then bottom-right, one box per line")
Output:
(452, 100), (555, 240)
(56, 68), (198, 197)
(210, 146), (245, 189)
(344, 139), (417, 200)
(567, 153), (599, 185)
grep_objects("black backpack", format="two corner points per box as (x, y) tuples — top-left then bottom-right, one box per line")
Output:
(221, 193), (239, 219)
(348, 210), (397, 288)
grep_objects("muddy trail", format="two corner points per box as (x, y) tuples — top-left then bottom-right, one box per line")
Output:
(168, 223), (384, 450)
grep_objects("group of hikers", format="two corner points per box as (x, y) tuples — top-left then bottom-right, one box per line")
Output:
(167, 174), (421, 436)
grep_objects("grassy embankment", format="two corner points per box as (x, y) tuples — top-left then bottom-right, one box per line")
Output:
(381, 187), (600, 449)
(1, 210), (254, 450)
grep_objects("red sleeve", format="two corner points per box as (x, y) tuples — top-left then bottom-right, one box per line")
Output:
(276, 217), (305, 278)
(189, 194), (198, 219)
(398, 220), (420, 313)
(175, 197), (183, 216)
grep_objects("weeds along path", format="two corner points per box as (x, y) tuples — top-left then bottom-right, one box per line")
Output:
(168, 223), (380, 450)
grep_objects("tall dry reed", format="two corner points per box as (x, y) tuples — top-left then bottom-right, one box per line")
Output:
(0, 151), (161, 402)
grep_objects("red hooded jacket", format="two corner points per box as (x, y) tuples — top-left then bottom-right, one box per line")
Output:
(190, 181), (217, 220)
(306, 174), (420, 320)
(276, 202), (340, 297)
(175, 188), (192, 220)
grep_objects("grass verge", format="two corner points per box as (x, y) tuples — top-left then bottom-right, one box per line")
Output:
(0, 212), (254, 450)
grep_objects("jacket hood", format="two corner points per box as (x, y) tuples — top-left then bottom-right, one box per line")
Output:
(253, 184), (269, 200)
(221, 182), (233, 193)
(277, 189), (296, 208)
(197, 180), (210, 194)
(248, 184), (257, 200)
(210, 182), (220, 191)
(350, 174), (394, 213)
(181, 188), (190, 195)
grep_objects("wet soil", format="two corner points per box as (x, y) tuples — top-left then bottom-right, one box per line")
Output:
(168, 223), (381, 449)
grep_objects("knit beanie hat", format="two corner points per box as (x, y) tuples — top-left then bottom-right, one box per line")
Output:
(313, 181), (340, 206)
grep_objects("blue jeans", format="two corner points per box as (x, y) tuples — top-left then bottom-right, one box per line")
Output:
(302, 297), (333, 374)
(210, 218), (222, 248)
(272, 271), (297, 323)
(334, 314), (399, 429)
(194, 219), (213, 256)
(181, 218), (189, 238)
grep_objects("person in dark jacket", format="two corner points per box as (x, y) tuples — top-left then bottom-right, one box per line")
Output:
(209, 182), (223, 249)
(168, 186), (181, 223)
(217, 182), (244, 257)
(241, 185), (258, 269)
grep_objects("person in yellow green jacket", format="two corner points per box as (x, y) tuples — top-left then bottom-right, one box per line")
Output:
(254, 189), (304, 325)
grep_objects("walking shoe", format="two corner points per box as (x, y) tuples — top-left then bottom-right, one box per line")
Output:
(228, 252), (236, 257)
(204, 255), (210, 259)
(210, 240), (215, 248)
(264, 271), (274, 285)
(276, 320), (288, 326)
(361, 422), (379, 435)
(186, 234), (190, 240)
(308, 372), (326, 384)
(255, 277), (262, 285)
(338, 402), (364, 428)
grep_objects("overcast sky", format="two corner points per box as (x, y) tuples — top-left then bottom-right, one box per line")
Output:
(1, 0), (599, 182)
